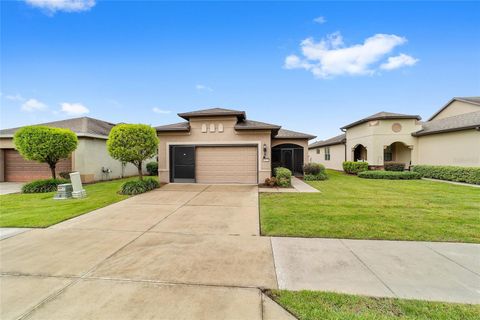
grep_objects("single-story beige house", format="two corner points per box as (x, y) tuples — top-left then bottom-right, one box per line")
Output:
(0, 117), (147, 182)
(155, 108), (315, 184)
(309, 97), (480, 170)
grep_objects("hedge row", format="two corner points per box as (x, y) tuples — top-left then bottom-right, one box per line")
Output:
(384, 162), (406, 172)
(120, 178), (160, 195)
(358, 171), (421, 180)
(22, 178), (70, 193)
(413, 165), (480, 185)
(343, 161), (369, 175)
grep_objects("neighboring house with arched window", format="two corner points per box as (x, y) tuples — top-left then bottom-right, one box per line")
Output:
(308, 97), (480, 170)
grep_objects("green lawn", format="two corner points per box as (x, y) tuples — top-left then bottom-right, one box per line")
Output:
(260, 170), (480, 243)
(0, 177), (140, 227)
(268, 290), (480, 320)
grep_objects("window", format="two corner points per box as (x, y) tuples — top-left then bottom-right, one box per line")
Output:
(324, 147), (330, 160)
(384, 145), (393, 161)
(201, 124), (207, 133)
(218, 123), (224, 132)
(316, 148), (320, 154)
(209, 124), (216, 132)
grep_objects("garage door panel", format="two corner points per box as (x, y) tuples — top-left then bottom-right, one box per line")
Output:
(196, 147), (257, 184)
(4, 149), (72, 182)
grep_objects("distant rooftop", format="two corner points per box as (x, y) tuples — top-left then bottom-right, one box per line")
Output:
(427, 96), (480, 121)
(413, 111), (480, 136)
(341, 111), (421, 130)
(309, 133), (346, 149)
(178, 108), (246, 120)
(0, 117), (116, 138)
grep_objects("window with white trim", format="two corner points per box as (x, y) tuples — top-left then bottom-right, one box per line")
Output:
(324, 147), (330, 160)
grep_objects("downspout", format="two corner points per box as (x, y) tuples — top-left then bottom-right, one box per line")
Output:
(341, 128), (347, 161)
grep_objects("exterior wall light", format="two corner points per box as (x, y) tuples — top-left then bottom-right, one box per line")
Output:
(263, 143), (268, 159)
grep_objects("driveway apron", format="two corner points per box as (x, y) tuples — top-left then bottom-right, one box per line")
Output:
(1, 184), (286, 320)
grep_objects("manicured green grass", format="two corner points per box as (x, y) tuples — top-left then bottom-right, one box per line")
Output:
(268, 290), (480, 320)
(260, 170), (480, 243)
(0, 177), (143, 227)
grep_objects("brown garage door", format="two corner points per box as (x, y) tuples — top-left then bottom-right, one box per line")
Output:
(4, 149), (72, 182)
(196, 146), (257, 184)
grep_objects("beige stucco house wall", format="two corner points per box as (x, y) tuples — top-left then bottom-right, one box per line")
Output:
(416, 130), (480, 166)
(157, 116), (272, 183)
(74, 138), (145, 182)
(309, 143), (345, 170)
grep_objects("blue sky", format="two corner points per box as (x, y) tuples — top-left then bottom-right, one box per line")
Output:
(1, 1), (479, 140)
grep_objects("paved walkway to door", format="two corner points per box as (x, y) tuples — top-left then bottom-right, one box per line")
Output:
(0, 184), (294, 320)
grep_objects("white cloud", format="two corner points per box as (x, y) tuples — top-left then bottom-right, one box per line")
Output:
(60, 102), (89, 115)
(21, 99), (48, 112)
(195, 84), (213, 92)
(25, 0), (96, 13)
(152, 107), (171, 114)
(313, 16), (326, 24)
(6, 94), (25, 102)
(284, 32), (417, 78)
(380, 53), (418, 70)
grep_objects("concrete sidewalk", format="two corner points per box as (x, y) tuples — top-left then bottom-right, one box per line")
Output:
(272, 237), (480, 304)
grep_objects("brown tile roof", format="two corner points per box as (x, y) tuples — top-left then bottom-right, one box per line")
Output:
(178, 108), (246, 120)
(412, 111), (480, 136)
(428, 96), (480, 121)
(155, 122), (190, 132)
(234, 119), (281, 131)
(309, 133), (346, 149)
(274, 128), (316, 140)
(341, 111), (421, 130)
(0, 117), (116, 138)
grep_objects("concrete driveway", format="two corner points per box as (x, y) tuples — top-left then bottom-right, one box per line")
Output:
(0, 184), (293, 320)
(0, 182), (23, 195)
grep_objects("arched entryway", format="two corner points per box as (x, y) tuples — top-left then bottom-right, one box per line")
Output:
(272, 144), (304, 176)
(384, 141), (412, 168)
(353, 144), (367, 162)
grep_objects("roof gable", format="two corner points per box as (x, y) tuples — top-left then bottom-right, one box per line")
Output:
(341, 112), (421, 130)
(178, 108), (246, 120)
(428, 97), (480, 121)
(413, 110), (480, 136)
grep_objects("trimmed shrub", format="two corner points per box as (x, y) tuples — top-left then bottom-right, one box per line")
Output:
(146, 161), (158, 176)
(274, 167), (292, 187)
(304, 163), (325, 175)
(384, 162), (406, 172)
(358, 171), (421, 180)
(304, 173), (328, 181)
(343, 161), (369, 175)
(22, 178), (69, 193)
(413, 165), (480, 185)
(120, 178), (160, 195)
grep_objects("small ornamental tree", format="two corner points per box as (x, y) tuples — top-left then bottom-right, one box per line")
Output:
(107, 124), (158, 180)
(13, 126), (78, 179)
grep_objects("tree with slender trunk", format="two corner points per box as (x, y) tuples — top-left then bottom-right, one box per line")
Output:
(13, 126), (78, 179)
(107, 124), (158, 180)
